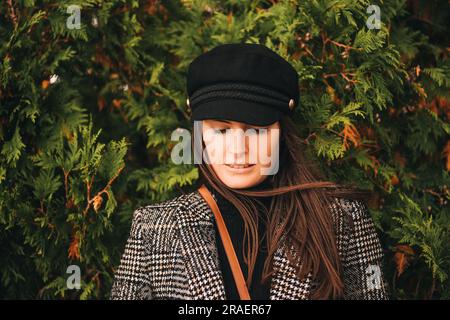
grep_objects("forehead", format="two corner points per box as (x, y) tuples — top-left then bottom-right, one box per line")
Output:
(202, 119), (279, 128)
(203, 119), (239, 125)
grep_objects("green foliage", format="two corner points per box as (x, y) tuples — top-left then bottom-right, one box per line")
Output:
(391, 193), (449, 284)
(0, 0), (448, 299)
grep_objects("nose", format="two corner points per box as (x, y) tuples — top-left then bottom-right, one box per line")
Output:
(226, 128), (247, 163)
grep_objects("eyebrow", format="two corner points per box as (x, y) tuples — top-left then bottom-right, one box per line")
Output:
(209, 120), (268, 128)
(210, 120), (232, 124)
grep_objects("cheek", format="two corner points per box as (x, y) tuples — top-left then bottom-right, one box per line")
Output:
(268, 129), (280, 155)
(256, 129), (280, 160)
(203, 131), (226, 163)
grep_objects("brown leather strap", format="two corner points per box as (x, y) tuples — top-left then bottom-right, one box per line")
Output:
(198, 184), (251, 300)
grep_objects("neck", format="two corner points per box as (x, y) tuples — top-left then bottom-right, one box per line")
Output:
(209, 178), (274, 213)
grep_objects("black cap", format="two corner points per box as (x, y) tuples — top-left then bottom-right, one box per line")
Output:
(186, 43), (299, 126)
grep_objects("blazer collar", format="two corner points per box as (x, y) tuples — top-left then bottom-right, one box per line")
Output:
(176, 190), (313, 300)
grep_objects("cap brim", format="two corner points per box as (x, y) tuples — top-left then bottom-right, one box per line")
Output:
(191, 98), (281, 126)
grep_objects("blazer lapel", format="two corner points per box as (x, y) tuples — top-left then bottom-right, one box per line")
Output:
(269, 240), (313, 299)
(178, 190), (313, 300)
(176, 191), (226, 299)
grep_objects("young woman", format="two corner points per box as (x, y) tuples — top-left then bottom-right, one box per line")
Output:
(111, 43), (389, 300)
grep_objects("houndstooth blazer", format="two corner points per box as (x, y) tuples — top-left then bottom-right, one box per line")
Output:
(110, 189), (389, 300)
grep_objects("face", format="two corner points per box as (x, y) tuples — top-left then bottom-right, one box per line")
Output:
(201, 119), (281, 189)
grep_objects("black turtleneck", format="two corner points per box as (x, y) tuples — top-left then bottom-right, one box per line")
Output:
(210, 179), (273, 300)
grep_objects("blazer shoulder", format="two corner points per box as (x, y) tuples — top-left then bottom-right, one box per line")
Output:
(329, 196), (385, 260)
(329, 196), (371, 227)
(129, 190), (205, 237)
(327, 196), (378, 249)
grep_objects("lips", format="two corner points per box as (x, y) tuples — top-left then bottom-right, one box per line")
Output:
(225, 164), (255, 169)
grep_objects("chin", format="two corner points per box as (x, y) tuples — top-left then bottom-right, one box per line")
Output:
(216, 167), (264, 189)
(222, 180), (255, 189)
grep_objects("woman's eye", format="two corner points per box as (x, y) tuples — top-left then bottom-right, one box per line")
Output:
(249, 127), (269, 134)
(214, 129), (227, 134)
(213, 128), (268, 135)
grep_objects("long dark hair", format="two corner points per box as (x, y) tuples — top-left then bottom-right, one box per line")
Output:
(192, 115), (371, 299)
